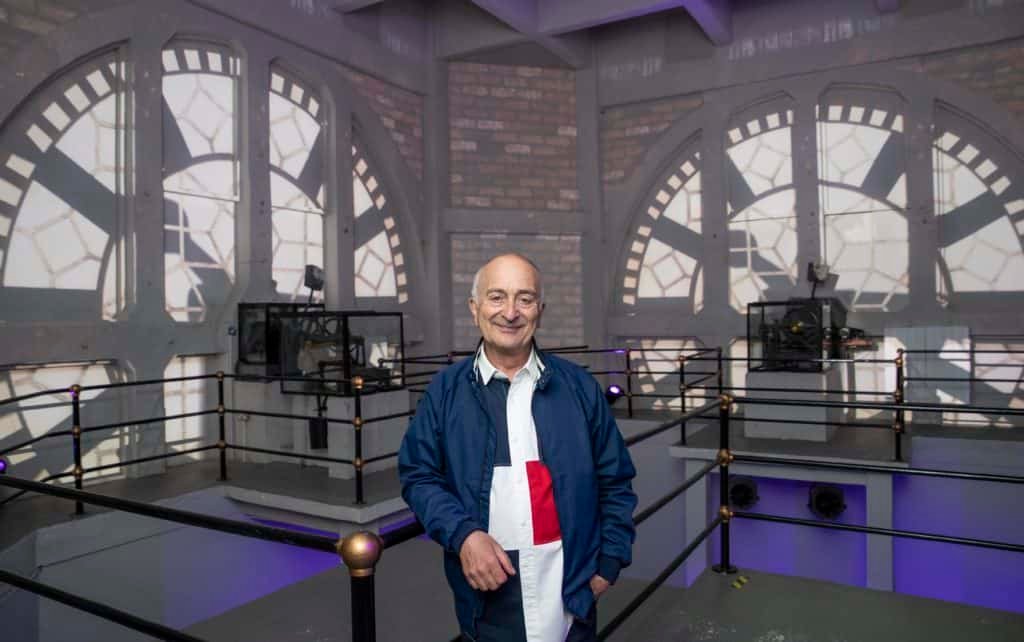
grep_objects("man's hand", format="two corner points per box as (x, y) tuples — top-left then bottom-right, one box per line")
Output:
(459, 531), (516, 591)
(590, 575), (611, 599)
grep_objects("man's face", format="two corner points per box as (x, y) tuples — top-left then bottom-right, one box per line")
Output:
(469, 256), (543, 359)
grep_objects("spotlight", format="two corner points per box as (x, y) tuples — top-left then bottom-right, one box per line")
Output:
(605, 384), (625, 406)
(808, 484), (846, 520)
(728, 476), (759, 509)
(0, 458), (7, 474)
(304, 264), (325, 292)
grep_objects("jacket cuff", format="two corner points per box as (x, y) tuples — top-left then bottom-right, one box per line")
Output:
(597, 555), (623, 584)
(449, 521), (482, 554)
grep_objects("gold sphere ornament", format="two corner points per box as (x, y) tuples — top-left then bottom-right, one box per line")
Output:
(337, 531), (383, 577)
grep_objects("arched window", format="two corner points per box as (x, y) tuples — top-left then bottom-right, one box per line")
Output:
(933, 103), (1024, 305)
(269, 66), (326, 303)
(817, 87), (908, 311)
(162, 40), (239, 322)
(619, 139), (704, 312)
(0, 50), (128, 321)
(352, 136), (407, 304)
(726, 98), (798, 312)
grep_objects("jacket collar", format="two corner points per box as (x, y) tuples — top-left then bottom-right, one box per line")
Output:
(469, 339), (554, 390)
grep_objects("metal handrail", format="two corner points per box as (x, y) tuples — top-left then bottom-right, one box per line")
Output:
(0, 568), (205, 642)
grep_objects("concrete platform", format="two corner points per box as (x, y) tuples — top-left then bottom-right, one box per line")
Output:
(185, 561), (1024, 642)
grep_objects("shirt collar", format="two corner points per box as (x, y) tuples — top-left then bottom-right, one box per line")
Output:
(475, 345), (543, 385)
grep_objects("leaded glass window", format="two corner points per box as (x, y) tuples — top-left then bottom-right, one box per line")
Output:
(620, 141), (704, 312)
(162, 41), (239, 322)
(817, 89), (909, 311)
(726, 100), (798, 312)
(352, 138), (407, 303)
(163, 355), (215, 464)
(0, 51), (128, 321)
(623, 338), (706, 411)
(0, 362), (121, 483)
(269, 67), (326, 302)
(933, 104), (1024, 304)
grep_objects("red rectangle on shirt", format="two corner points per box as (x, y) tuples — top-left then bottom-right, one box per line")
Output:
(526, 460), (562, 545)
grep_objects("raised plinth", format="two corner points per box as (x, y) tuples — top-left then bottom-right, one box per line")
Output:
(743, 369), (842, 442)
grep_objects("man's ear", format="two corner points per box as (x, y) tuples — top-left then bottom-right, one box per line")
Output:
(467, 298), (480, 328)
(536, 301), (545, 328)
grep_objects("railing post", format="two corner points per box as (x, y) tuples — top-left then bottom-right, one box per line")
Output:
(717, 347), (724, 397)
(69, 385), (84, 515)
(678, 354), (687, 445)
(894, 350), (905, 463)
(712, 394), (737, 575)
(353, 376), (364, 505)
(625, 348), (634, 419)
(217, 372), (227, 481)
(338, 531), (383, 642)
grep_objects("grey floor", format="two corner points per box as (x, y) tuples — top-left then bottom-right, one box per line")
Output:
(5, 419), (1024, 641)
(185, 558), (1024, 642)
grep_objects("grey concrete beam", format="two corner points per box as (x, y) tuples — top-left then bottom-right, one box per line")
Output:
(471, 0), (538, 32)
(682, 0), (732, 46)
(465, 0), (589, 68)
(435, 0), (532, 59)
(539, 0), (684, 35)
(331, 0), (384, 12)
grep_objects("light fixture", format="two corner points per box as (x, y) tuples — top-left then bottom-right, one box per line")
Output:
(605, 384), (625, 406)
(728, 476), (759, 509)
(304, 264), (325, 292)
(808, 484), (846, 520)
(0, 458), (7, 474)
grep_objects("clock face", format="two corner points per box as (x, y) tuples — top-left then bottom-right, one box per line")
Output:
(620, 141), (704, 312)
(352, 139), (407, 305)
(817, 90), (909, 312)
(933, 105), (1024, 305)
(162, 41), (240, 323)
(0, 51), (127, 322)
(269, 67), (326, 303)
(725, 102), (799, 313)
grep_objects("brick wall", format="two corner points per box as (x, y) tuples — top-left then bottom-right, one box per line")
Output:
(342, 66), (425, 181)
(907, 37), (1024, 121)
(600, 93), (703, 188)
(450, 234), (583, 350)
(448, 62), (578, 211)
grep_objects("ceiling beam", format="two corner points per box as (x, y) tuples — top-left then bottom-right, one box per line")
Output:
(331, 0), (384, 13)
(470, 0), (589, 68)
(538, 0), (683, 35)
(876, 0), (901, 12)
(681, 0), (732, 46)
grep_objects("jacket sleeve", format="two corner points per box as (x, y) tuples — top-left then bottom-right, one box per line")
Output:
(398, 379), (483, 555)
(586, 375), (638, 583)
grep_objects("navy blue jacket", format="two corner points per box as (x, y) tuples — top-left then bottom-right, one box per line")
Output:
(398, 350), (637, 638)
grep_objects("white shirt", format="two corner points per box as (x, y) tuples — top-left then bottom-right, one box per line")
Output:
(477, 347), (573, 642)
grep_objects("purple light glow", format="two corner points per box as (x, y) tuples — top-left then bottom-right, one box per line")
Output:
(0, 459), (7, 474)
(607, 385), (623, 395)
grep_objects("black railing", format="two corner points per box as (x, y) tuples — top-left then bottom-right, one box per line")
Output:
(3, 344), (1023, 641)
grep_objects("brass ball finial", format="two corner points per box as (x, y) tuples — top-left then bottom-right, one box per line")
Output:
(719, 393), (733, 409)
(70, 384), (82, 397)
(719, 505), (734, 522)
(717, 448), (734, 466)
(337, 531), (383, 577)
(217, 370), (225, 381)
(352, 375), (364, 391)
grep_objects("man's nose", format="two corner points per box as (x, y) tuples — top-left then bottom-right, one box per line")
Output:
(501, 299), (518, 319)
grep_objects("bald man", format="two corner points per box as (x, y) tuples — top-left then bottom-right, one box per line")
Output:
(399, 254), (637, 642)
